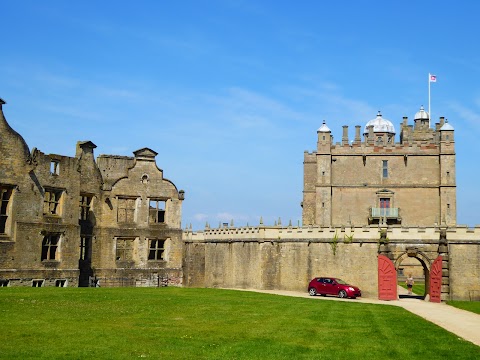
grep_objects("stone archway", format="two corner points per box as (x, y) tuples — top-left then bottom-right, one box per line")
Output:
(394, 249), (431, 299)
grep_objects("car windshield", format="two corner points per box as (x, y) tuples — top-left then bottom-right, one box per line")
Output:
(335, 279), (347, 285)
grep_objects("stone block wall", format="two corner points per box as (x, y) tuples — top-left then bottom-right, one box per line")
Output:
(183, 225), (480, 300)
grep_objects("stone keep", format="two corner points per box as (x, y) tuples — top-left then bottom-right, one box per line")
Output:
(302, 108), (456, 228)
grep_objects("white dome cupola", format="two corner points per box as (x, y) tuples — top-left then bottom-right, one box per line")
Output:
(414, 105), (429, 121)
(363, 111), (396, 135)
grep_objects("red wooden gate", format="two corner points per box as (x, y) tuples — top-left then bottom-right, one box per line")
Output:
(378, 255), (397, 300)
(429, 256), (442, 303)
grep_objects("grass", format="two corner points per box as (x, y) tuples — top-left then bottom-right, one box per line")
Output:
(447, 301), (480, 315)
(398, 281), (425, 296)
(1, 287), (479, 359)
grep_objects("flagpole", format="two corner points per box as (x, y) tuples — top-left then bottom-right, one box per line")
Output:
(428, 73), (431, 128)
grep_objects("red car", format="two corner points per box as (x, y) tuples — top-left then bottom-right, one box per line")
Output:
(308, 277), (361, 299)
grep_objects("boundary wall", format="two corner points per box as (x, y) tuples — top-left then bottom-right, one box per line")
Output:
(183, 225), (480, 300)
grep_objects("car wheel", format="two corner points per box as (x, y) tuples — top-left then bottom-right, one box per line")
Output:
(338, 290), (347, 298)
(309, 288), (317, 296)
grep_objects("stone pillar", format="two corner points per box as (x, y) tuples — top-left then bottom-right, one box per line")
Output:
(438, 228), (450, 301)
(377, 228), (393, 260)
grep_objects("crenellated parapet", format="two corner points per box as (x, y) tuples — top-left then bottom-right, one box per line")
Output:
(184, 224), (480, 244)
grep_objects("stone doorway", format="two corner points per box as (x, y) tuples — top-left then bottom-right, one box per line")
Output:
(395, 251), (430, 300)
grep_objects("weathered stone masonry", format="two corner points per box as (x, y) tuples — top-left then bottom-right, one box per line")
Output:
(1, 98), (479, 301)
(0, 98), (184, 288)
(183, 225), (480, 301)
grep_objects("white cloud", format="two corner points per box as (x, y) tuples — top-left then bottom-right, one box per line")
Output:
(447, 101), (480, 128)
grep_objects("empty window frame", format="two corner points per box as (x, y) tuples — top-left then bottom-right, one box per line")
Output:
(55, 279), (67, 287)
(148, 239), (165, 260)
(50, 160), (60, 175)
(0, 185), (13, 234)
(41, 234), (60, 261)
(43, 189), (62, 215)
(149, 199), (166, 224)
(382, 160), (388, 178)
(117, 197), (136, 223)
(32, 279), (44, 287)
(79, 195), (92, 221)
(80, 236), (92, 261)
(116, 238), (134, 261)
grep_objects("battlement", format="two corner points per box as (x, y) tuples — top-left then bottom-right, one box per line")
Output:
(305, 141), (442, 156)
(184, 224), (480, 243)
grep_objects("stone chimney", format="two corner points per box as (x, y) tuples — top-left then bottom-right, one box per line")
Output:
(342, 125), (349, 145)
(354, 125), (361, 144)
(367, 125), (375, 145)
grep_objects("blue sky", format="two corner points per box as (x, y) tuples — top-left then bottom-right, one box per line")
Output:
(2, 1), (480, 229)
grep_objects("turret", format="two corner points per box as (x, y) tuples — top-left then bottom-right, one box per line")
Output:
(317, 120), (332, 153)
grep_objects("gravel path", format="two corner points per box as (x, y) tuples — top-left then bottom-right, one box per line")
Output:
(234, 287), (480, 347)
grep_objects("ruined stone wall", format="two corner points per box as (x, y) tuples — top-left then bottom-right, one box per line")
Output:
(0, 103), (184, 288)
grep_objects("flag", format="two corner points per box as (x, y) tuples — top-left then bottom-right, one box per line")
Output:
(429, 74), (437, 82)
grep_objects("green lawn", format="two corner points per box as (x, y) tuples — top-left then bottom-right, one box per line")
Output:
(1, 287), (479, 359)
(398, 281), (425, 296)
(447, 301), (480, 315)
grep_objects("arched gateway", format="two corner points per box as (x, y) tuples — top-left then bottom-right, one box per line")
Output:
(378, 245), (445, 302)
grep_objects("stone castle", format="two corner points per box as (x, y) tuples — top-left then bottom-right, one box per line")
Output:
(1, 98), (479, 301)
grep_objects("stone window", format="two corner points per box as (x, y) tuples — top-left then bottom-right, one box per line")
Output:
(148, 239), (165, 260)
(116, 238), (134, 261)
(43, 189), (62, 216)
(55, 279), (67, 287)
(79, 195), (92, 221)
(50, 160), (60, 175)
(382, 160), (388, 178)
(0, 185), (13, 234)
(149, 199), (166, 224)
(41, 234), (60, 261)
(117, 197), (137, 223)
(32, 279), (44, 287)
(80, 236), (92, 261)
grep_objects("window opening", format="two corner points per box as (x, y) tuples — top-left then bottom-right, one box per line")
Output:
(0, 186), (13, 234)
(116, 238), (134, 261)
(32, 279), (44, 287)
(79, 195), (92, 220)
(148, 239), (165, 260)
(41, 234), (60, 261)
(117, 197), (136, 223)
(382, 160), (388, 178)
(50, 160), (60, 175)
(43, 189), (62, 215)
(149, 199), (166, 224)
(55, 279), (67, 287)
(80, 236), (92, 261)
